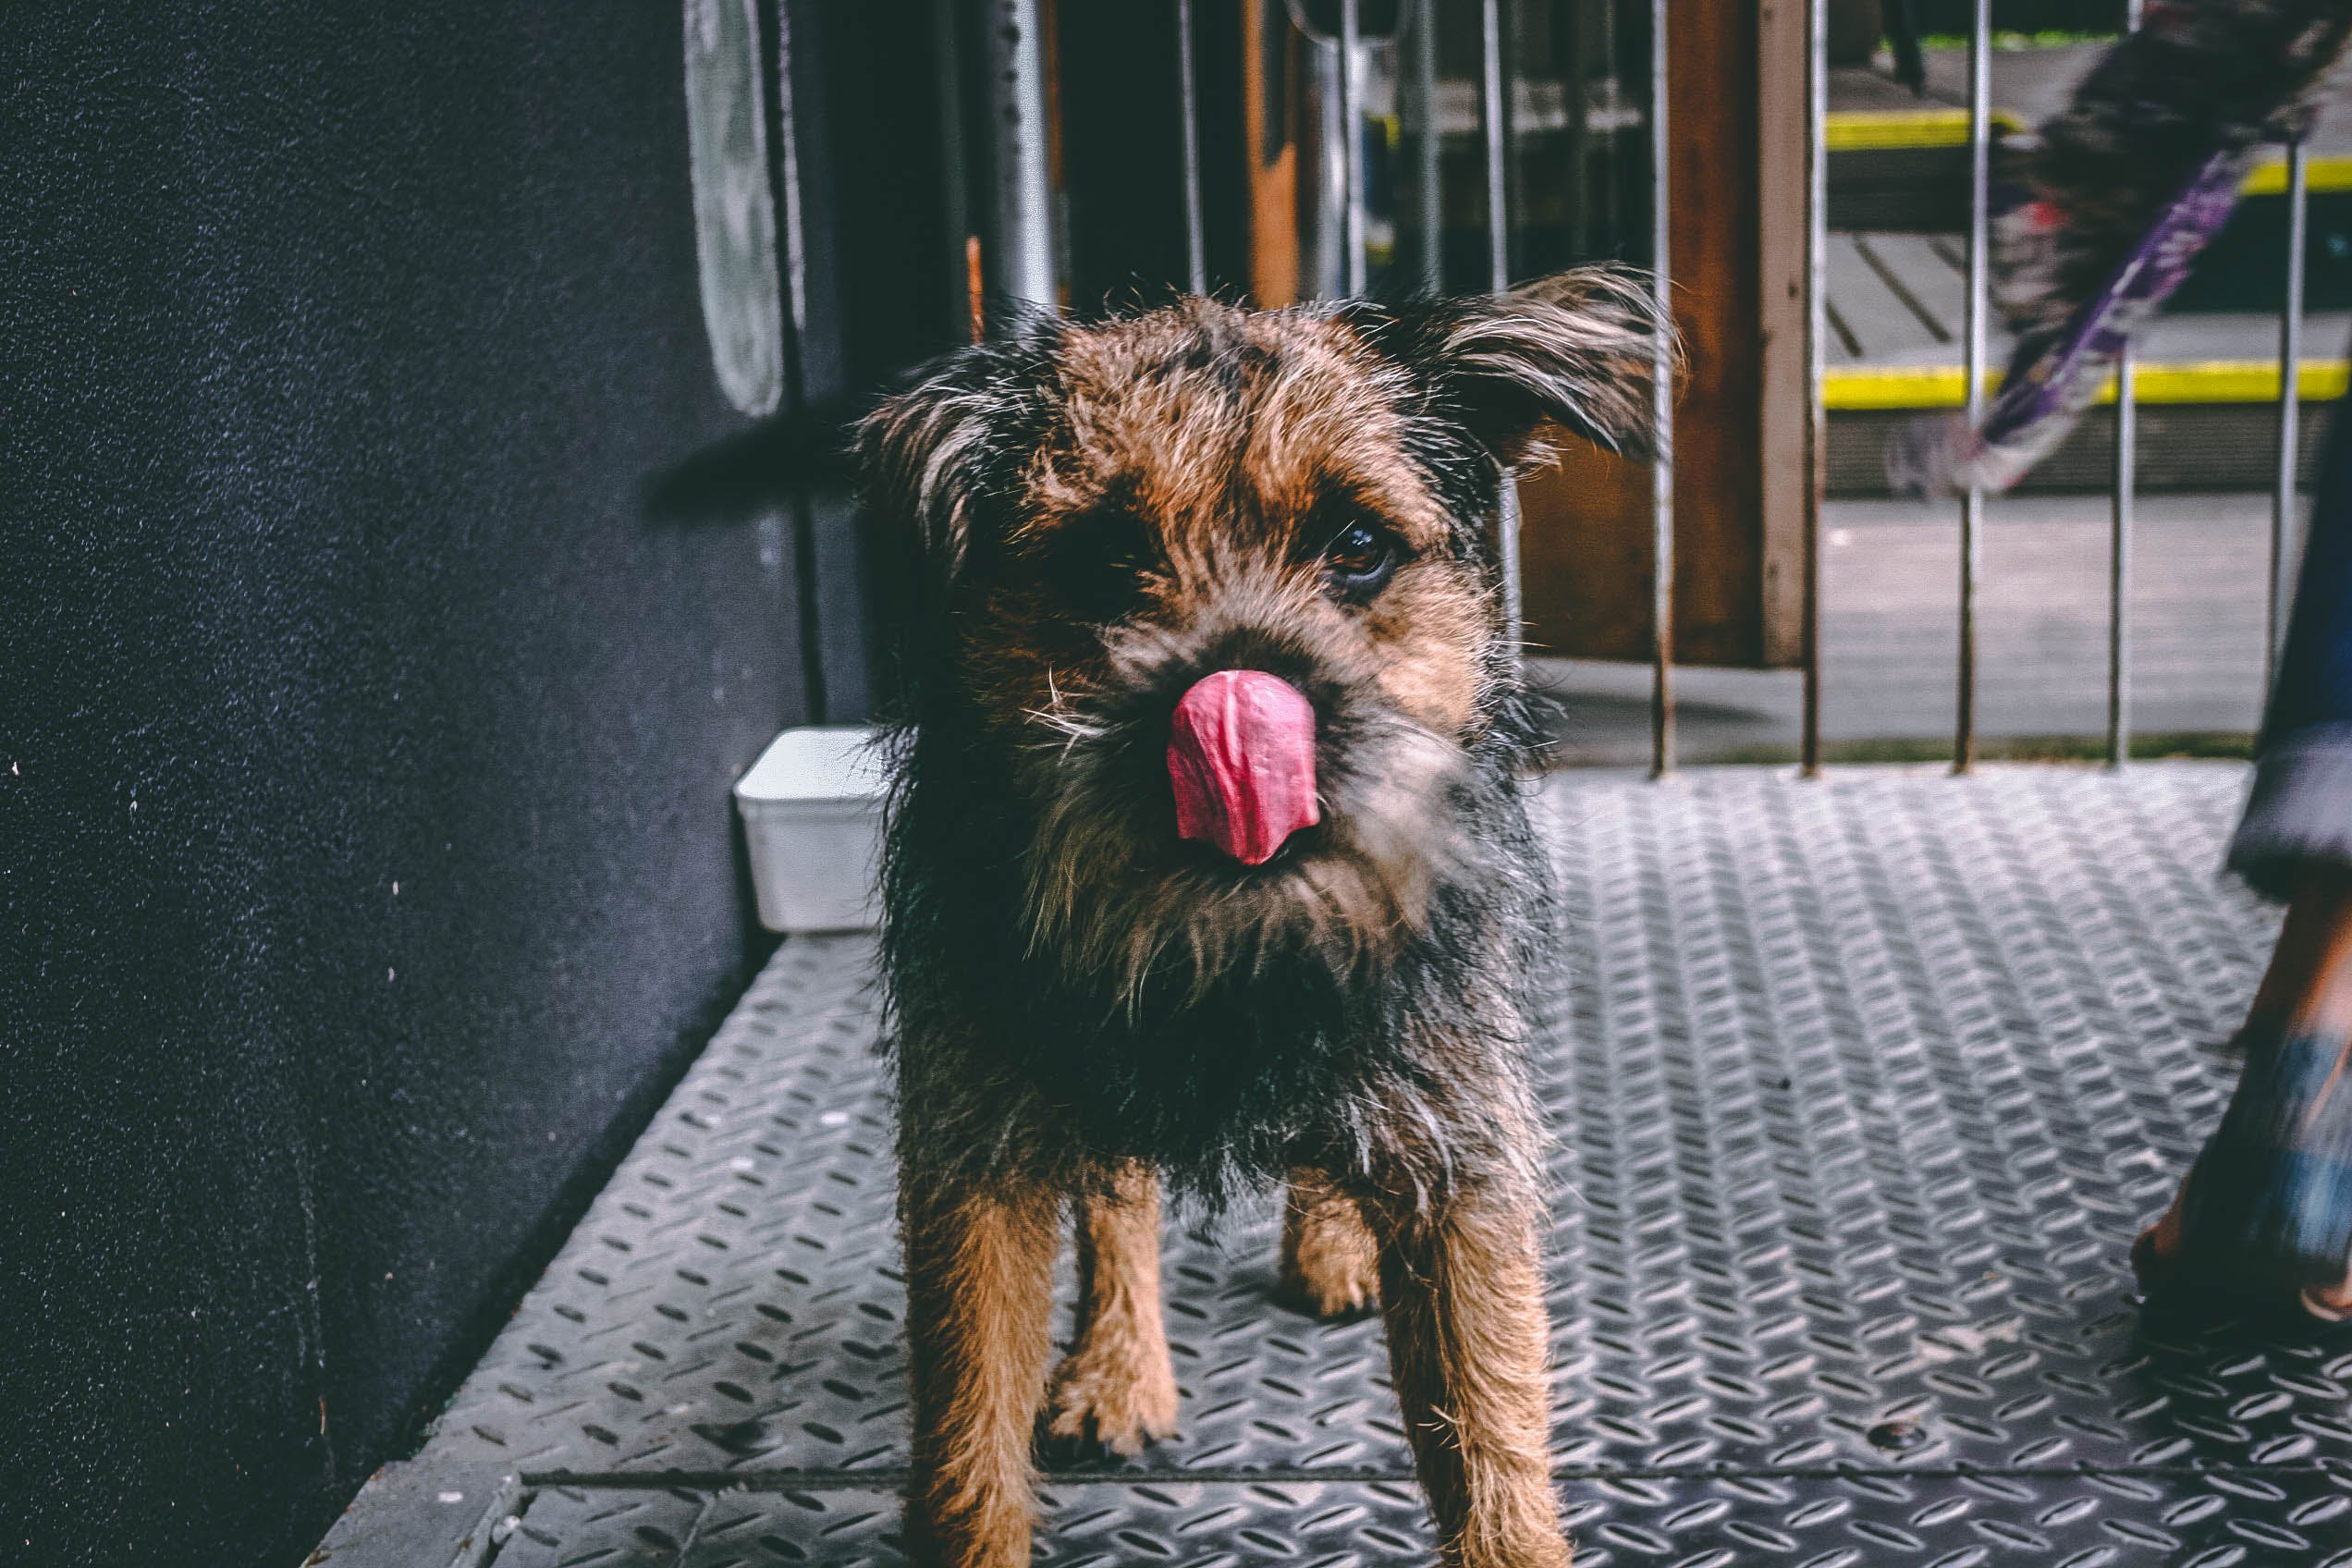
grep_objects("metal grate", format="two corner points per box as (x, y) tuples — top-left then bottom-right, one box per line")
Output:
(312, 765), (2352, 1566)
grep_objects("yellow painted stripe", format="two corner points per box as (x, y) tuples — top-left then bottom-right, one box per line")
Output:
(1828, 111), (2352, 195)
(1824, 359), (2351, 410)
(2242, 155), (2352, 195)
(1824, 109), (2026, 150)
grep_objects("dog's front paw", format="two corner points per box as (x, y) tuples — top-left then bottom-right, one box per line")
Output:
(1044, 1339), (1180, 1458)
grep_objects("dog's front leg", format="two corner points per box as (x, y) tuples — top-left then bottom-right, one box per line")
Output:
(1368, 1176), (1569, 1568)
(900, 1151), (1061, 1568)
(1047, 1161), (1179, 1454)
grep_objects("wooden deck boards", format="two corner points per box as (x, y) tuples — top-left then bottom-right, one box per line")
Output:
(1532, 492), (2284, 764)
(1827, 230), (2352, 386)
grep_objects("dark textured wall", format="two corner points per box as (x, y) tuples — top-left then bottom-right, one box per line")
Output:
(0, 5), (813, 1564)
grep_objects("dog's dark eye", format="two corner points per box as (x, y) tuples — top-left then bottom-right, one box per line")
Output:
(1321, 518), (1403, 602)
(1047, 507), (1158, 622)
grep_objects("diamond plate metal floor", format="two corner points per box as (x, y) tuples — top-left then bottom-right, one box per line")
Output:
(312, 765), (2352, 1567)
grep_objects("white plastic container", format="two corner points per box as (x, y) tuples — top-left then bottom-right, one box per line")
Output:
(733, 726), (890, 933)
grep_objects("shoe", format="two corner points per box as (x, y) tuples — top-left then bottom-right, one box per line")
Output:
(2132, 1026), (2352, 1321)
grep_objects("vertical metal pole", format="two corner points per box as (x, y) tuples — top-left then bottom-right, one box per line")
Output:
(1480, 0), (1512, 292)
(1799, 0), (1827, 778)
(1561, 0), (1590, 260)
(1599, 0), (1623, 257)
(1176, 0), (1208, 295)
(2108, 354), (2137, 767)
(1341, 0), (1368, 296)
(772, 0), (810, 361)
(2270, 135), (2309, 696)
(932, 0), (974, 330)
(1954, 0), (1990, 774)
(979, 0), (1057, 312)
(1479, 0), (1526, 651)
(1648, 0), (1674, 778)
(773, 0), (828, 722)
(2107, 0), (2143, 769)
(1415, 0), (1442, 295)
(1309, 37), (1349, 299)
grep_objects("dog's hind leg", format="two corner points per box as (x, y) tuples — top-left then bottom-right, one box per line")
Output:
(1280, 1170), (1381, 1317)
(900, 1153), (1062, 1568)
(1366, 1174), (1569, 1568)
(1046, 1160), (1180, 1456)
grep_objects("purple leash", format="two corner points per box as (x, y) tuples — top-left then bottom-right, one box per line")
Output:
(1888, 0), (2352, 496)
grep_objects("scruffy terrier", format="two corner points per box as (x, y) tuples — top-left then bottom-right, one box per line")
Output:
(857, 269), (1667, 1568)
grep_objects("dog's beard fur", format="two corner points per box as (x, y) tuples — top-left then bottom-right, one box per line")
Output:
(1023, 710), (1462, 1011)
(1015, 587), (1476, 1013)
(881, 644), (1550, 1207)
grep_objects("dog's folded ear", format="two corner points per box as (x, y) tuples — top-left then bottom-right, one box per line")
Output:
(1372, 266), (1680, 469)
(854, 316), (1060, 588)
(855, 349), (1001, 587)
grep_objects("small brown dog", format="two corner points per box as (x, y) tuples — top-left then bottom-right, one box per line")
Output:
(858, 270), (1666, 1568)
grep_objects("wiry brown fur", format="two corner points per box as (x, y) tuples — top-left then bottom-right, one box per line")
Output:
(1047, 1163), (1180, 1455)
(864, 270), (1669, 1568)
(1282, 1169), (1382, 1317)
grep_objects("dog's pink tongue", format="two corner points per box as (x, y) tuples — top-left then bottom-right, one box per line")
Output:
(1168, 669), (1319, 865)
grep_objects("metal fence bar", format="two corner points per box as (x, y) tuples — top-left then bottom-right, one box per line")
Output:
(1176, 0), (1207, 295)
(2107, 0), (2144, 769)
(2108, 352), (2137, 767)
(2270, 134), (2309, 696)
(1800, 0), (1827, 778)
(1480, 0), (1511, 293)
(770, 0), (832, 721)
(930, 0), (976, 338)
(1340, 0), (1367, 297)
(1415, 0), (1442, 295)
(1562, 0), (1590, 259)
(773, 0), (811, 364)
(979, 0), (1057, 310)
(1599, 0), (1623, 254)
(1954, 0), (1990, 774)
(1649, 0), (1675, 778)
(1479, 0), (1526, 650)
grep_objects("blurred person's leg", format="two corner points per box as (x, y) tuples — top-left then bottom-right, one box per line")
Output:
(2138, 382), (2352, 1316)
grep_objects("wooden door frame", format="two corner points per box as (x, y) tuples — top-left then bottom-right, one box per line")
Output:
(1519, 0), (1809, 668)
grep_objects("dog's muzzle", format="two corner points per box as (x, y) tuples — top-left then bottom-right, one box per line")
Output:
(1166, 669), (1320, 866)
